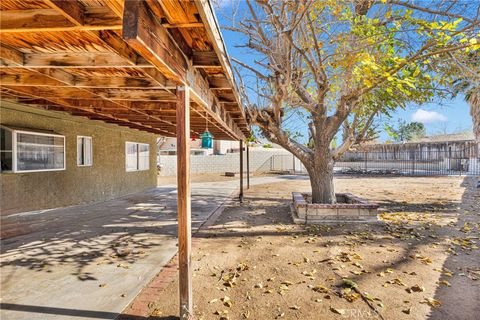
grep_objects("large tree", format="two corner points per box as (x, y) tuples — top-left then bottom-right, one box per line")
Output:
(385, 120), (426, 142)
(228, 0), (480, 203)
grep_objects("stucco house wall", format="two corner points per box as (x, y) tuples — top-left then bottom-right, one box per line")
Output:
(0, 101), (158, 216)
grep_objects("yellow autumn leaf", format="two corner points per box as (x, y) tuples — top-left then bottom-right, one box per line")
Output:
(424, 298), (442, 308)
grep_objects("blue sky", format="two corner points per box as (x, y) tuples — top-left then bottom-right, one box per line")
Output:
(383, 96), (472, 139)
(212, 1), (474, 142)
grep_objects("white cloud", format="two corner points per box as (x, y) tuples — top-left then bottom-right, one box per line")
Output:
(411, 109), (447, 124)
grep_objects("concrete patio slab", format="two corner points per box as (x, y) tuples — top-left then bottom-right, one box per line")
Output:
(0, 175), (307, 320)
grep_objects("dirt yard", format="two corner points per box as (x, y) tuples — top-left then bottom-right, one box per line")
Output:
(149, 176), (479, 320)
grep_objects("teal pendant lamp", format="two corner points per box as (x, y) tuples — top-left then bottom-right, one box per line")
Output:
(201, 115), (213, 149)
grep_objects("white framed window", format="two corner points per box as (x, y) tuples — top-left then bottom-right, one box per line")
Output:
(125, 142), (150, 172)
(1, 126), (65, 173)
(77, 136), (92, 166)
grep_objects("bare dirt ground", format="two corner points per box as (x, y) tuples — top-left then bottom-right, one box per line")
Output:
(149, 176), (479, 320)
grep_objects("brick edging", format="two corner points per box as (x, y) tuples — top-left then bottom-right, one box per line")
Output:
(293, 192), (379, 209)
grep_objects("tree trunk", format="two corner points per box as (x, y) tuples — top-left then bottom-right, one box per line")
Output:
(305, 153), (336, 204)
(469, 90), (479, 142)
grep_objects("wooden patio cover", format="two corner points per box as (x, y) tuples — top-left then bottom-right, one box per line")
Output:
(0, 0), (250, 141)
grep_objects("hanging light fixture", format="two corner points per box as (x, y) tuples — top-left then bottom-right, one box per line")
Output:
(201, 114), (213, 149)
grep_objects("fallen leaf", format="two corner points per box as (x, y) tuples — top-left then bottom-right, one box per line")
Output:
(151, 309), (163, 316)
(214, 310), (229, 316)
(438, 280), (451, 287)
(312, 284), (330, 293)
(408, 284), (425, 293)
(343, 279), (358, 288)
(386, 278), (406, 286)
(343, 291), (360, 302)
(402, 307), (412, 314)
(422, 298), (442, 308)
(221, 296), (232, 307)
(363, 292), (375, 302)
(330, 306), (345, 315)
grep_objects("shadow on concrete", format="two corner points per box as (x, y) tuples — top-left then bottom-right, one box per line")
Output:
(0, 184), (237, 320)
(0, 303), (176, 320)
(1, 187), (230, 279)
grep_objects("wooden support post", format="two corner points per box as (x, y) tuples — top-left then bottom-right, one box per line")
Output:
(246, 143), (250, 189)
(176, 86), (192, 318)
(292, 154), (295, 174)
(239, 140), (244, 202)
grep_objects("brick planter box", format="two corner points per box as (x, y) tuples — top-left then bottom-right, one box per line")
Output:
(291, 192), (379, 224)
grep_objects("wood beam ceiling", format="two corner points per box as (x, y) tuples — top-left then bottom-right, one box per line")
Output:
(0, 0), (249, 141)
(0, 7), (122, 33)
(0, 51), (152, 68)
(0, 72), (166, 89)
(1, 87), (174, 135)
(0, 45), (179, 134)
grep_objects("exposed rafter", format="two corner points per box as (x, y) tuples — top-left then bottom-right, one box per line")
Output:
(0, 8), (122, 33)
(192, 51), (221, 68)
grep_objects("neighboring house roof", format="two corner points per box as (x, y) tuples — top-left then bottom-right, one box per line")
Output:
(410, 132), (475, 143)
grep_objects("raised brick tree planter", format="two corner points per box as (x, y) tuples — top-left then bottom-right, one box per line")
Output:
(291, 192), (379, 224)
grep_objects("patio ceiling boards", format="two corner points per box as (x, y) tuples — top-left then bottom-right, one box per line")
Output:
(0, 0), (250, 141)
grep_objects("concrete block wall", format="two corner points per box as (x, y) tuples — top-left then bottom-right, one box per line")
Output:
(158, 148), (291, 176)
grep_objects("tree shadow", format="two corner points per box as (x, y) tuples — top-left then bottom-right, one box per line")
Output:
(427, 176), (480, 320)
(1, 187), (232, 279)
(188, 179), (477, 319)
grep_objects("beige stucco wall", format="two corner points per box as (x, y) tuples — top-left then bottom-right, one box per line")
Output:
(0, 101), (158, 216)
